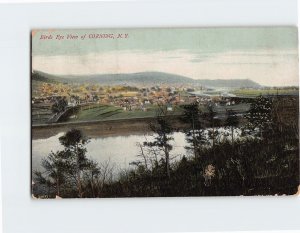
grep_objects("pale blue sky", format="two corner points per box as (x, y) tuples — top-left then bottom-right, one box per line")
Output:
(32, 27), (299, 86)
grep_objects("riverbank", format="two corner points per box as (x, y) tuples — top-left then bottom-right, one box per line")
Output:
(32, 115), (188, 139)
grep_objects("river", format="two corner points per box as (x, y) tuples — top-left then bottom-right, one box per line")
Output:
(32, 132), (188, 173)
(32, 127), (245, 175)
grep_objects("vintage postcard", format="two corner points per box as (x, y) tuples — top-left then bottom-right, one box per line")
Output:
(31, 27), (299, 198)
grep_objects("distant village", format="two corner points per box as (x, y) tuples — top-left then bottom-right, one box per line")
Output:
(32, 79), (299, 126)
(32, 82), (239, 114)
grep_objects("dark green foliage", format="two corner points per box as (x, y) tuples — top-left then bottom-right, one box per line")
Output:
(143, 109), (174, 178)
(100, 138), (298, 197)
(181, 103), (207, 157)
(59, 129), (89, 147)
(104, 96), (298, 197)
(225, 109), (239, 128)
(225, 109), (239, 145)
(33, 129), (102, 198)
(51, 96), (68, 114)
(203, 104), (222, 148)
(243, 95), (272, 137)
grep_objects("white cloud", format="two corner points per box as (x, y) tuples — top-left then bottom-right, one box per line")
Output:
(32, 49), (298, 86)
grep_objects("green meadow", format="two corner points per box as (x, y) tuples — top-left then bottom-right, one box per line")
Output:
(66, 104), (184, 122)
(232, 88), (298, 97)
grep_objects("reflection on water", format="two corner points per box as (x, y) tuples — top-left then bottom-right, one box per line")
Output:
(32, 127), (244, 173)
(32, 132), (188, 172)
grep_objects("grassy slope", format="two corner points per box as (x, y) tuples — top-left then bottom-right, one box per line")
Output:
(232, 88), (298, 97)
(66, 103), (250, 123)
(66, 104), (184, 122)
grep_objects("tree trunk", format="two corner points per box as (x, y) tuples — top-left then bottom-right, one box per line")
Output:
(192, 117), (197, 158)
(165, 147), (170, 179)
(76, 145), (83, 197)
(231, 126), (234, 147)
(91, 174), (95, 198)
(77, 166), (82, 197)
(139, 144), (148, 169)
(57, 177), (60, 196)
(212, 127), (215, 148)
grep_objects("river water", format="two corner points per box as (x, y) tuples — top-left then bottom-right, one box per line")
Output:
(32, 132), (188, 173)
(32, 127), (245, 174)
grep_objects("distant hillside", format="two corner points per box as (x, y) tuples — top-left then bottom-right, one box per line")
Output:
(32, 71), (58, 83)
(57, 72), (194, 86)
(32, 71), (261, 88)
(196, 79), (261, 88)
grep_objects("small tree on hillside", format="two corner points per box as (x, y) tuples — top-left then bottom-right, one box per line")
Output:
(203, 104), (221, 148)
(244, 96), (272, 139)
(144, 108), (174, 178)
(51, 96), (68, 114)
(225, 109), (239, 146)
(181, 103), (206, 158)
(58, 129), (96, 197)
(33, 129), (101, 198)
(33, 150), (69, 197)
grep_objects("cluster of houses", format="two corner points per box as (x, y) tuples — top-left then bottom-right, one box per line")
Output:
(33, 83), (239, 114)
(95, 87), (182, 111)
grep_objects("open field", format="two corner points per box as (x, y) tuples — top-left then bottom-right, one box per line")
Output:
(32, 102), (252, 125)
(65, 103), (251, 123)
(231, 88), (299, 97)
(65, 104), (184, 122)
(32, 103), (53, 124)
